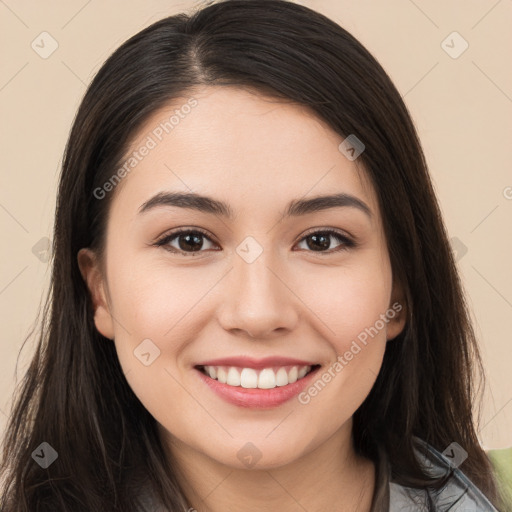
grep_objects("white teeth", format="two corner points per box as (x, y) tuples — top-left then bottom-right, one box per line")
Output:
(202, 365), (313, 389)
(240, 368), (258, 388)
(275, 368), (289, 387)
(226, 367), (241, 386)
(288, 366), (298, 384)
(298, 366), (308, 379)
(217, 367), (227, 384)
(258, 368), (276, 389)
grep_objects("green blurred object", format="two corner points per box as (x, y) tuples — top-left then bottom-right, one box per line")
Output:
(488, 447), (512, 511)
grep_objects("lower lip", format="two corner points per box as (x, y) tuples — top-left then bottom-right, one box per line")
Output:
(195, 366), (321, 408)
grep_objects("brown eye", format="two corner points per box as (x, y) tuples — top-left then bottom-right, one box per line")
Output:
(175, 232), (206, 252)
(295, 230), (355, 253)
(156, 229), (218, 255)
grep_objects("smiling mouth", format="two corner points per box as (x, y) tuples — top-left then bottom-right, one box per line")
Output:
(195, 364), (321, 389)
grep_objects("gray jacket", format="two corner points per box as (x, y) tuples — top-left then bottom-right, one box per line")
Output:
(372, 437), (499, 511)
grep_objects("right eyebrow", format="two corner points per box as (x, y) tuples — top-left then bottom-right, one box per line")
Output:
(138, 191), (234, 217)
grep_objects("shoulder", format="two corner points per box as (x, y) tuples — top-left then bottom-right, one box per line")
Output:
(388, 437), (499, 511)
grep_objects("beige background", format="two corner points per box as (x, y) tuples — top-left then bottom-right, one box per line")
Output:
(0, 0), (511, 450)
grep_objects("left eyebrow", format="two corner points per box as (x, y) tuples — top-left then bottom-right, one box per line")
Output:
(138, 191), (372, 220)
(285, 193), (372, 219)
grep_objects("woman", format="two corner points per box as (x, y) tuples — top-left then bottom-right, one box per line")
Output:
(0, 0), (504, 510)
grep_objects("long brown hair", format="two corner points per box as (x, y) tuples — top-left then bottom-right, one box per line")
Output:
(0, 0), (501, 510)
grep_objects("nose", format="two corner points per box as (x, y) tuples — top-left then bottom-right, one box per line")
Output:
(216, 250), (299, 339)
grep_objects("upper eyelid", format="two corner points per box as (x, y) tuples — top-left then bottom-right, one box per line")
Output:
(156, 227), (215, 244)
(299, 226), (353, 239)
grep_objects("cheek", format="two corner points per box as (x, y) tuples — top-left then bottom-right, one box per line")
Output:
(290, 258), (392, 404)
(106, 262), (212, 417)
(107, 256), (214, 337)
(105, 258), (228, 388)
(293, 256), (393, 349)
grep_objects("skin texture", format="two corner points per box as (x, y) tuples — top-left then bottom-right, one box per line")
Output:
(78, 86), (406, 512)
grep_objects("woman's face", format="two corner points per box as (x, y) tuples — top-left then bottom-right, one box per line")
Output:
(79, 85), (405, 470)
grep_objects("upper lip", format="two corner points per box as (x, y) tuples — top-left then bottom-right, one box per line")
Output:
(195, 356), (319, 369)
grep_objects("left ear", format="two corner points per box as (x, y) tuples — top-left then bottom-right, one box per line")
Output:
(386, 279), (407, 341)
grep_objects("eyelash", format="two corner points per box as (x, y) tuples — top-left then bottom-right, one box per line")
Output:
(154, 227), (356, 257)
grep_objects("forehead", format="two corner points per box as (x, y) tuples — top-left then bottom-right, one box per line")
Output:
(110, 85), (378, 220)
